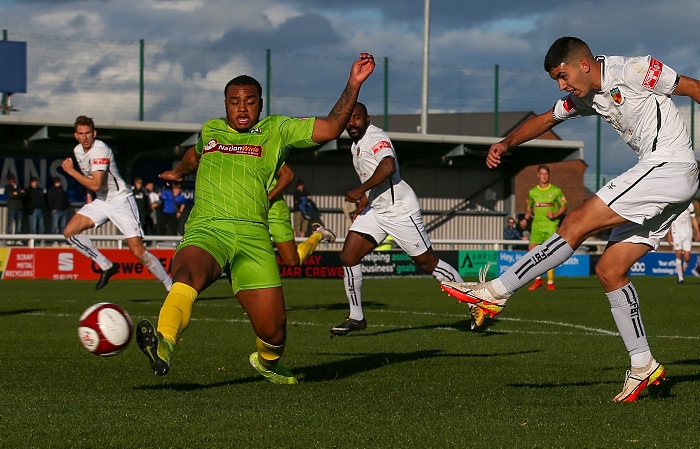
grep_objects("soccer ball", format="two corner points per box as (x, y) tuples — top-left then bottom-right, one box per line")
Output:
(78, 302), (133, 356)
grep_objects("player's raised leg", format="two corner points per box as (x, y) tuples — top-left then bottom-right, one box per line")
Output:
(441, 196), (626, 316)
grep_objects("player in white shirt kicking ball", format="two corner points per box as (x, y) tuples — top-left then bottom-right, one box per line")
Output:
(331, 102), (484, 335)
(667, 202), (699, 283)
(61, 116), (173, 291)
(441, 37), (700, 402)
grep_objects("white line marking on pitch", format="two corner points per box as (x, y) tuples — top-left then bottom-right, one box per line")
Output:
(28, 310), (700, 340)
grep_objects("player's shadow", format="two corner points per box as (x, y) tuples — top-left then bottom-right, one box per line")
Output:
(135, 348), (539, 391)
(286, 301), (388, 313)
(333, 318), (504, 337)
(296, 349), (538, 382)
(0, 308), (42, 316)
(131, 295), (234, 304)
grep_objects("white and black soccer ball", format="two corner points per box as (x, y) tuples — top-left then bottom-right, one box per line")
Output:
(78, 302), (133, 356)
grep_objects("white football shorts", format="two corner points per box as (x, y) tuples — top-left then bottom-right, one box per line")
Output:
(76, 195), (144, 239)
(597, 162), (699, 250)
(671, 231), (693, 252)
(349, 206), (431, 257)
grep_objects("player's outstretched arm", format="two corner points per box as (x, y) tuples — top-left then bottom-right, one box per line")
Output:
(672, 75), (700, 104)
(312, 53), (375, 144)
(486, 109), (560, 169)
(159, 146), (200, 184)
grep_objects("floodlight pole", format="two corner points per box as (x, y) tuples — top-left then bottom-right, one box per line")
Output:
(1, 29), (7, 116)
(420, 0), (430, 134)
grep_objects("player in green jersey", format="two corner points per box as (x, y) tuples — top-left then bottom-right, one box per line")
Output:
(135, 53), (375, 384)
(525, 165), (567, 290)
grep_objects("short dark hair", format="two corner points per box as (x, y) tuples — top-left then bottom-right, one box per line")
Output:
(74, 115), (95, 131)
(53, 177), (61, 184)
(30, 176), (38, 183)
(354, 102), (368, 116)
(544, 37), (592, 72)
(537, 164), (550, 174)
(224, 75), (262, 98)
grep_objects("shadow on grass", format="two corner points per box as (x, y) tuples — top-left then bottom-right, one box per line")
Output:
(287, 301), (387, 313)
(506, 364), (700, 400)
(297, 349), (538, 382)
(131, 295), (235, 304)
(135, 348), (538, 391)
(0, 308), (42, 316)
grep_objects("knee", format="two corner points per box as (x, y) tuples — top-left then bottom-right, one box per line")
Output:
(594, 260), (624, 288)
(256, 316), (287, 345)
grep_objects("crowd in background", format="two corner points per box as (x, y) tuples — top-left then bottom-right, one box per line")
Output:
(1, 173), (193, 244)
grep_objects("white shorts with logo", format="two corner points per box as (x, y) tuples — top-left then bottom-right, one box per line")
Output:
(77, 195), (144, 239)
(349, 206), (430, 257)
(597, 162), (699, 250)
(671, 229), (693, 252)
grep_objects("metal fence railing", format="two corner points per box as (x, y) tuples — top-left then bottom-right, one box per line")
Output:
(3, 31), (699, 192)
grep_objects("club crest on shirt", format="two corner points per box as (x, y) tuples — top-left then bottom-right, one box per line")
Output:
(249, 127), (262, 134)
(610, 87), (625, 106)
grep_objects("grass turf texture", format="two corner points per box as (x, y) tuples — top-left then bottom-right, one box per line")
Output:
(1, 277), (700, 448)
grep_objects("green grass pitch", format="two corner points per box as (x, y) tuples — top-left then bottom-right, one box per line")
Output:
(1, 276), (700, 448)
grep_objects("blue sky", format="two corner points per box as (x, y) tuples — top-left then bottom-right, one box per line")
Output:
(2, 0), (700, 176)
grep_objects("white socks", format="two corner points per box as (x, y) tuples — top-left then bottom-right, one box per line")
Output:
(432, 259), (464, 283)
(344, 264), (364, 320)
(67, 234), (112, 270)
(500, 233), (574, 294)
(141, 251), (173, 290)
(607, 282), (652, 369)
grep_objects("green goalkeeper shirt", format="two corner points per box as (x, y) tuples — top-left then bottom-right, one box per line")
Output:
(526, 183), (567, 231)
(191, 115), (317, 226)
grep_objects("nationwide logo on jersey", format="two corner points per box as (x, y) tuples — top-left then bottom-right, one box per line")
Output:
(372, 141), (392, 155)
(535, 202), (554, 207)
(202, 139), (262, 157)
(563, 95), (576, 113)
(610, 87), (625, 105)
(642, 58), (663, 89)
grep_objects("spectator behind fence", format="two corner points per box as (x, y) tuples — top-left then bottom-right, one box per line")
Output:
(131, 176), (149, 231)
(293, 180), (310, 237)
(144, 181), (160, 235)
(46, 177), (71, 236)
(26, 176), (47, 235)
(503, 217), (522, 250)
(517, 217), (531, 241)
(4, 173), (25, 245)
(503, 217), (521, 240)
(159, 184), (186, 236)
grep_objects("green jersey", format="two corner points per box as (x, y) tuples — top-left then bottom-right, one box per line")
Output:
(527, 184), (567, 230)
(191, 115), (316, 226)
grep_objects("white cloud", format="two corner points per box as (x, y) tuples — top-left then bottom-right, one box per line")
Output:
(147, 0), (206, 11)
(264, 4), (303, 28)
(33, 11), (105, 37)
